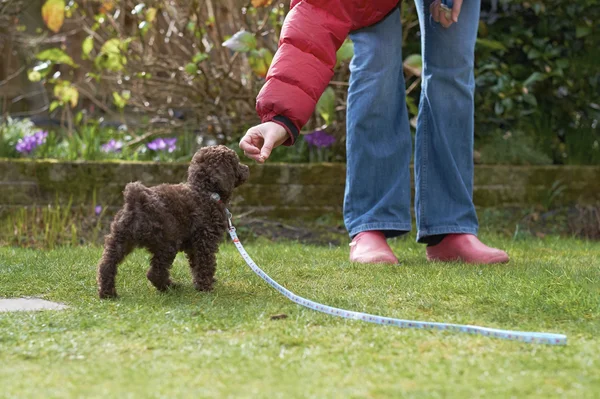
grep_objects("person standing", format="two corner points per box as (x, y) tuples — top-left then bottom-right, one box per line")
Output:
(240, 0), (509, 265)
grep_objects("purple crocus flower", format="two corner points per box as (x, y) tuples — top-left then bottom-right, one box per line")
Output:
(147, 137), (177, 153)
(95, 205), (102, 215)
(101, 139), (124, 153)
(15, 130), (48, 154)
(304, 130), (335, 149)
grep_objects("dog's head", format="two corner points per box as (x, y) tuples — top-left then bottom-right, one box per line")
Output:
(187, 145), (249, 200)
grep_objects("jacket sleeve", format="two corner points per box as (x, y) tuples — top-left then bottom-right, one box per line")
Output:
(255, 0), (353, 145)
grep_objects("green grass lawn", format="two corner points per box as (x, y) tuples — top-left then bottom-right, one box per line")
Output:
(1, 234), (599, 398)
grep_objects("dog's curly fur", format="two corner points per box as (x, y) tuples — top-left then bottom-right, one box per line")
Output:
(97, 145), (249, 299)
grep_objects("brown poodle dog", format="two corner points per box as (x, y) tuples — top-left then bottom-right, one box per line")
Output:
(97, 145), (249, 299)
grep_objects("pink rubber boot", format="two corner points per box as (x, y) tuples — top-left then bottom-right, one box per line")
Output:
(426, 234), (509, 264)
(349, 231), (399, 264)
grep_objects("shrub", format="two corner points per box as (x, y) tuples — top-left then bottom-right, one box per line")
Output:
(1, 0), (598, 164)
(475, 0), (599, 164)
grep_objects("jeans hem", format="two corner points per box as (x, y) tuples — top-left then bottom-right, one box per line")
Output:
(349, 223), (412, 239)
(416, 226), (478, 242)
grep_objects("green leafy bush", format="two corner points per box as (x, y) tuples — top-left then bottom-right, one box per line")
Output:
(1, 0), (598, 164)
(475, 0), (599, 164)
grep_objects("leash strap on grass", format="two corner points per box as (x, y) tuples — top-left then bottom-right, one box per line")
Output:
(226, 217), (567, 346)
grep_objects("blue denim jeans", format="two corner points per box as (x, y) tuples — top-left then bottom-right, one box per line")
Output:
(344, 1), (481, 242)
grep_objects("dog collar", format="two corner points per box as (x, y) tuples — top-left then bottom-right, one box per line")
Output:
(210, 192), (233, 227)
(210, 192), (222, 204)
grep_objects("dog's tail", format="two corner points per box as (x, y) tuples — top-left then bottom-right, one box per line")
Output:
(107, 182), (150, 239)
(123, 181), (151, 210)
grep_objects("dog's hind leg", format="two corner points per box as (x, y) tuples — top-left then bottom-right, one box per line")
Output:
(186, 246), (217, 292)
(146, 248), (178, 292)
(97, 234), (132, 299)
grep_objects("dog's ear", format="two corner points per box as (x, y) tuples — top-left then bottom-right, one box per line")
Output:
(211, 163), (236, 195)
(187, 148), (208, 184)
(190, 146), (210, 166)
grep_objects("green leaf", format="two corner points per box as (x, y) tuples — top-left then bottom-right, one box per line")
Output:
(336, 40), (354, 64)
(260, 48), (273, 66)
(403, 54), (422, 77)
(49, 100), (61, 112)
(405, 95), (418, 117)
(222, 30), (256, 52)
(193, 52), (209, 63)
(527, 49), (542, 60)
(101, 38), (122, 54)
(532, 3), (545, 15)
(555, 58), (569, 70)
(316, 86), (336, 125)
(36, 48), (78, 67)
(576, 25), (591, 39)
(146, 7), (157, 22)
(248, 48), (273, 78)
(494, 102), (504, 115)
(112, 92), (126, 109)
(54, 82), (79, 108)
(95, 38), (129, 72)
(523, 93), (538, 107)
(523, 72), (546, 88)
(86, 72), (101, 82)
(82, 36), (94, 58)
(184, 63), (198, 75)
(28, 70), (42, 82)
(501, 97), (514, 111)
(476, 38), (508, 52)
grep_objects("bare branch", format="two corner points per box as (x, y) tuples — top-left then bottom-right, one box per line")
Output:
(0, 66), (24, 87)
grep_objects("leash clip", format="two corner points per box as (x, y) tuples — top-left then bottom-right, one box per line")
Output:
(225, 208), (234, 230)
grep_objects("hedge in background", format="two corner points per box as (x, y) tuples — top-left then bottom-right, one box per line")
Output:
(473, 0), (599, 165)
(0, 0), (598, 165)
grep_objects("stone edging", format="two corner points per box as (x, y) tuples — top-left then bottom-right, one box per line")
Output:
(1, 159), (599, 219)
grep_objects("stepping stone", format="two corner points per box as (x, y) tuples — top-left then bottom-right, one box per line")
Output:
(0, 298), (69, 312)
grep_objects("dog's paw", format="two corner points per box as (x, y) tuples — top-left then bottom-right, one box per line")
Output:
(156, 280), (180, 292)
(194, 281), (214, 292)
(98, 288), (118, 299)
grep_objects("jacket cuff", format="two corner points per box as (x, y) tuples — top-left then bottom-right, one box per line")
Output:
(271, 115), (299, 146)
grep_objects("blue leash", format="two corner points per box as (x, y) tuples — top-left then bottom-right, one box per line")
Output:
(226, 214), (567, 346)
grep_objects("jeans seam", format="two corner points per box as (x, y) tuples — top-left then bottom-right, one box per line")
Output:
(419, 95), (429, 231)
(418, 11), (428, 230)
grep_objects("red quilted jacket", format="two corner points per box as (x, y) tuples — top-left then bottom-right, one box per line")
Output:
(256, 0), (401, 145)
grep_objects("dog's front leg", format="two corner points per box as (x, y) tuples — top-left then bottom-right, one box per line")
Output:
(186, 247), (216, 292)
(146, 249), (178, 292)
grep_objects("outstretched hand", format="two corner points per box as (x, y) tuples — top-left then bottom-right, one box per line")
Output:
(430, 0), (463, 28)
(239, 122), (289, 163)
